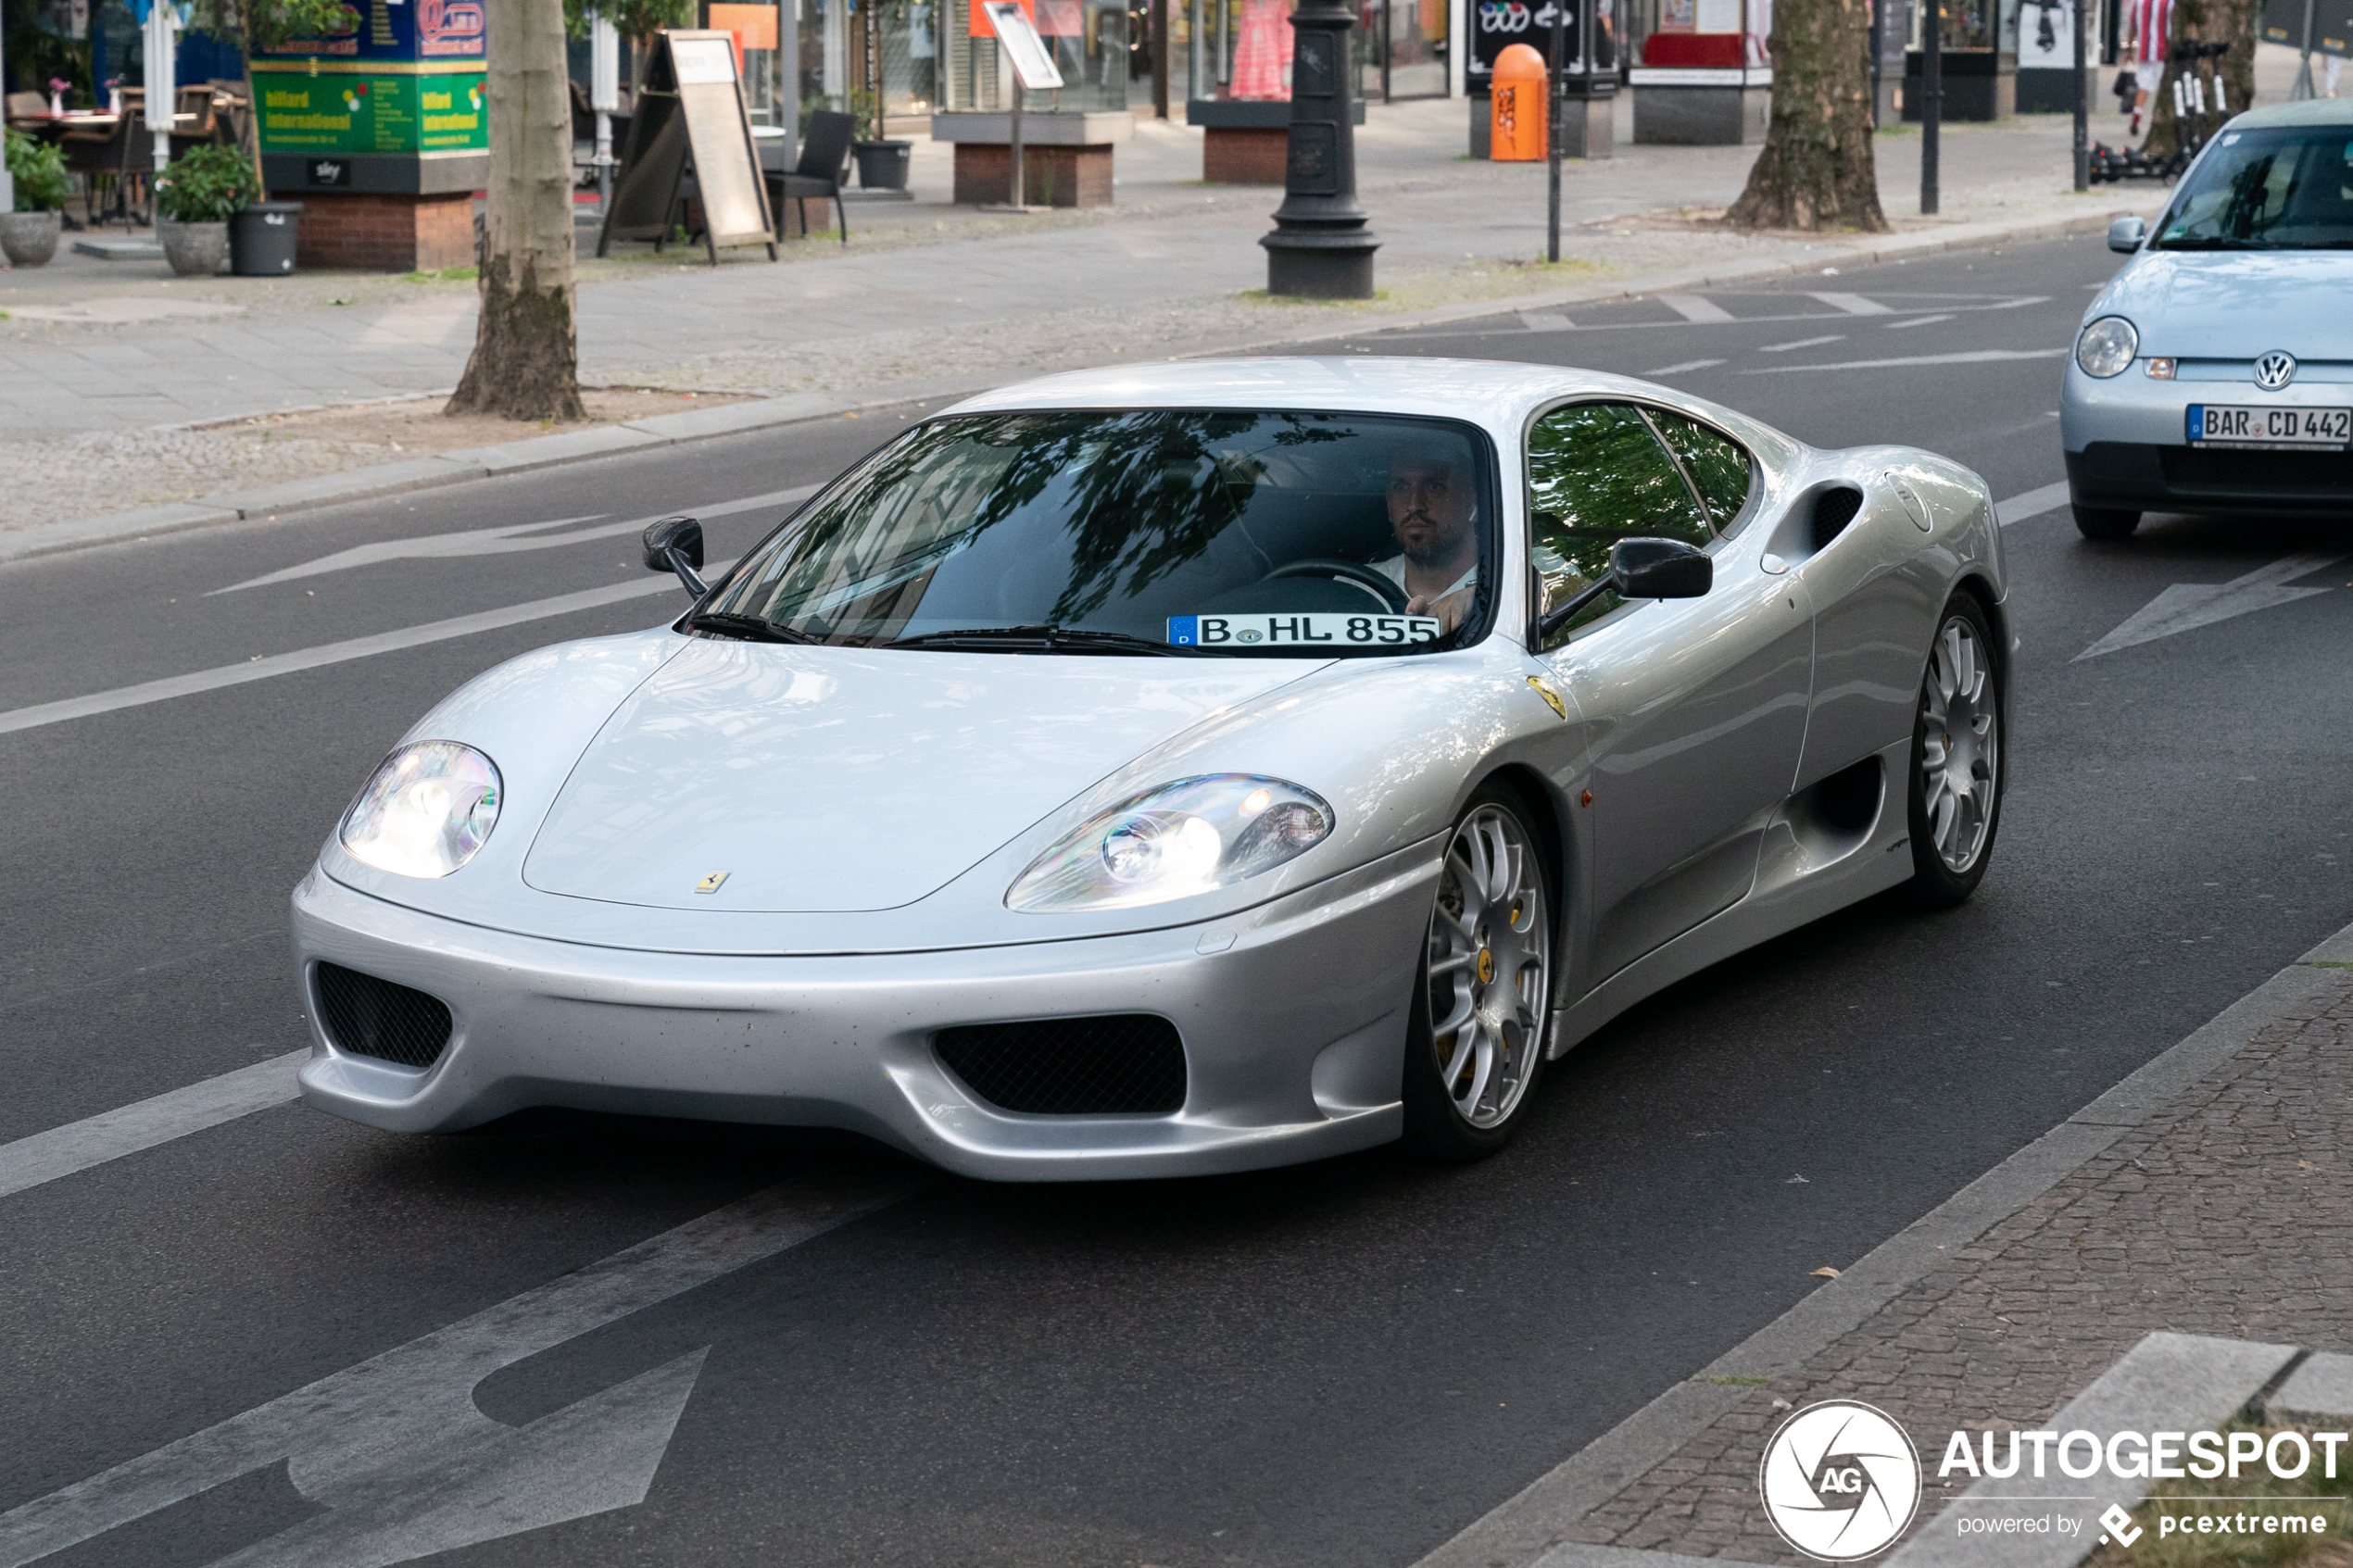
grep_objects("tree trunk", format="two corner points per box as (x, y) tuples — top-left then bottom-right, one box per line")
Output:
(447, 0), (585, 421)
(2139, 0), (2256, 161)
(1726, 0), (1888, 231)
(238, 0), (268, 191)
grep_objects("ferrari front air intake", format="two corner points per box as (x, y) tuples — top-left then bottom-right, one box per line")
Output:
(934, 1015), (1188, 1115)
(314, 962), (454, 1070)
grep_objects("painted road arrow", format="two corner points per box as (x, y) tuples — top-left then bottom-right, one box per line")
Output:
(0, 1172), (916, 1568)
(2075, 551), (2348, 660)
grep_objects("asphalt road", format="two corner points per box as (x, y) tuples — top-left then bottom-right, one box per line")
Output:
(6, 232), (2352, 1568)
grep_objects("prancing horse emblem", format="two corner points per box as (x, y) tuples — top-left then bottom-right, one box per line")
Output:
(694, 872), (730, 895)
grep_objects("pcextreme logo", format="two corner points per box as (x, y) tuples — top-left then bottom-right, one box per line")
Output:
(1758, 1400), (1924, 1562)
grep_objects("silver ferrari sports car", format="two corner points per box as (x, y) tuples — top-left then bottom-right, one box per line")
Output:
(292, 358), (2009, 1179)
(2063, 98), (2353, 538)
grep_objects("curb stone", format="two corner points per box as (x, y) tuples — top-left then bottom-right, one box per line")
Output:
(0, 203), (2138, 572)
(1413, 917), (2353, 1568)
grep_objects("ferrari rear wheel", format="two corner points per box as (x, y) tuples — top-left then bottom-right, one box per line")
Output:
(1402, 786), (1554, 1161)
(1906, 596), (2004, 908)
(2071, 502), (2141, 540)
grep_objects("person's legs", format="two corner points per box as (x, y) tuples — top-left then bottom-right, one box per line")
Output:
(2325, 53), (2342, 96)
(2133, 59), (2163, 135)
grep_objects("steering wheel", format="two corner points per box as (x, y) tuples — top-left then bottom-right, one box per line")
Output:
(1262, 558), (1411, 612)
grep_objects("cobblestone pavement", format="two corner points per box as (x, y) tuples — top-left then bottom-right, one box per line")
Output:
(1543, 961), (2353, 1563)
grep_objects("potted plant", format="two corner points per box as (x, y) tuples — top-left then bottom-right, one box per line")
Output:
(2, 132), (71, 267)
(849, 87), (912, 193)
(153, 144), (259, 277)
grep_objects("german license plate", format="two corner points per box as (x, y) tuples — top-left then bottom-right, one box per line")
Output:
(2187, 404), (2352, 449)
(1167, 612), (1441, 648)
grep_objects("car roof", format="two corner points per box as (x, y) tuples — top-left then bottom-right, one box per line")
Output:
(940, 357), (1655, 431)
(2218, 98), (2353, 131)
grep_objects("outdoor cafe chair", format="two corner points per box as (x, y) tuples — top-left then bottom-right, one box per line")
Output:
(765, 108), (854, 245)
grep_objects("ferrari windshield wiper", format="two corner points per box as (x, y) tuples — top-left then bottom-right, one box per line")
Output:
(684, 610), (818, 645)
(885, 624), (1222, 656)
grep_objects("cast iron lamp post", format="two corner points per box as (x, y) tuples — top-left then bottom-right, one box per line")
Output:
(1259, 0), (1378, 298)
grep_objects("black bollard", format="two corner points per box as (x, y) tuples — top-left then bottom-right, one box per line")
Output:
(1259, 0), (1378, 299)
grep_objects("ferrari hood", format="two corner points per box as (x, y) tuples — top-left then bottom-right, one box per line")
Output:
(2100, 251), (2353, 361)
(521, 639), (1320, 912)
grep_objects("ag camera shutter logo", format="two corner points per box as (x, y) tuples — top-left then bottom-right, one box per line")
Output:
(1758, 1400), (1923, 1561)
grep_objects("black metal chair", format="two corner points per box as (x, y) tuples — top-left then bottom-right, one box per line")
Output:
(766, 108), (854, 245)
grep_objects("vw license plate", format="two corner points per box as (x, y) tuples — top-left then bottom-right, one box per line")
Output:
(2187, 404), (2352, 448)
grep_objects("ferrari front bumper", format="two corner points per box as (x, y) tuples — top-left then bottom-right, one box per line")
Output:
(287, 842), (1441, 1181)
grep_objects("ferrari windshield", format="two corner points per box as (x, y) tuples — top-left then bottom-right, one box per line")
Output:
(698, 409), (1496, 655)
(2155, 125), (2353, 249)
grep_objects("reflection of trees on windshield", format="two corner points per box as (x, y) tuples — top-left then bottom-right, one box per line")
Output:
(2159, 132), (2353, 248)
(710, 410), (1390, 642)
(1529, 404), (1712, 647)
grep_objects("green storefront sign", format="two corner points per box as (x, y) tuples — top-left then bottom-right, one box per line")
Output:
(254, 0), (488, 193)
(256, 69), (486, 156)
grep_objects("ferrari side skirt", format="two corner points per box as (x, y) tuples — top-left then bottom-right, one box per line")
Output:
(1545, 735), (1915, 1060)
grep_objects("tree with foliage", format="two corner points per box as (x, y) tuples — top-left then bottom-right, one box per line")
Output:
(1726, 0), (1888, 232)
(2140, 0), (2256, 161)
(182, 0), (349, 187)
(563, 0), (696, 91)
(447, 0), (585, 421)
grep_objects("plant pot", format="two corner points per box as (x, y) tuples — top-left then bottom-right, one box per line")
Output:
(0, 210), (62, 268)
(231, 201), (303, 276)
(157, 217), (230, 277)
(852, 139), (912, 191)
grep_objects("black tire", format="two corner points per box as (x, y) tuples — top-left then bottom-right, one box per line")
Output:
(1401, 784), (1556, 1161)
(1905, 595), (2006, 909)
(2072, 502), (2141, 540)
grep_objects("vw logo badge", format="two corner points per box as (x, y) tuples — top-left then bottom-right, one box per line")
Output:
(2255, 350), (2298, 391)
(1757, 1399), (1921, 1561)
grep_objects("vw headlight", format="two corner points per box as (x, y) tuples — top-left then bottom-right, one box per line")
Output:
(2074, 316), (2138, 379)
(1006, 775), (1334, 912)
(339, 741), (502, 878)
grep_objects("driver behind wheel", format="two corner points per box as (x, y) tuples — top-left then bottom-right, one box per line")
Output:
(1378, 441), (1480, 633)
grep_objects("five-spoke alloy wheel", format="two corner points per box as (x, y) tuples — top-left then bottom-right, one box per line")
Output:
(1403, 787), (1554, 1160)
(1906, 596), (2005, 905)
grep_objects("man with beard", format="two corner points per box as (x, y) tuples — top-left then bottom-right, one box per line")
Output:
(1373, 442), (1481, 633)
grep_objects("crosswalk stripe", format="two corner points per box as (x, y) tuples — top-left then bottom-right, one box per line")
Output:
(1660, 295), (1735, 323)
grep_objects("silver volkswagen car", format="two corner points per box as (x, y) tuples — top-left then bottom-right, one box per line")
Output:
(2062, 98), (2353, 539)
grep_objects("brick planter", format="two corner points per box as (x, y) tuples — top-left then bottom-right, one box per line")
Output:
(275, 191), (476, 272)
(1185, 97), (1364, 185)
(950, 144), (1114, 207)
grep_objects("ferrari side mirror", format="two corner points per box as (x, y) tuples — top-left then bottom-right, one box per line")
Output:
(642, 515), (708, 596)
(2107, 216), (2146, 254)
(1534, 536), (1714, 643)
(1609, 536), (1712, 600)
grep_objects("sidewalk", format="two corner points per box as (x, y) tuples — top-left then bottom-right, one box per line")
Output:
(4, 45), (2301, 544)
(1419, 922), (2353, 1568)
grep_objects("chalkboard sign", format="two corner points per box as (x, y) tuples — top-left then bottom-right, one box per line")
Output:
(596, 29), (777, 264)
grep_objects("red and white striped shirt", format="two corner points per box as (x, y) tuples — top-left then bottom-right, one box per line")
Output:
(2128, 0), (2172, 65)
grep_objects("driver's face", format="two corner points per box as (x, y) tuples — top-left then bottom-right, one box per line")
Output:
(1388, 458), (1475, 562)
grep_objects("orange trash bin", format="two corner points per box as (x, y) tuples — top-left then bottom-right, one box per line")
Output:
(1491, 43), (1548, 161)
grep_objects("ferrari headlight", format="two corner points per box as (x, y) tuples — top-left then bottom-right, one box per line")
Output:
(2075, 316), (2138, 379)
(1006, 775), (1334, 912)
(339, 741), (502, 878)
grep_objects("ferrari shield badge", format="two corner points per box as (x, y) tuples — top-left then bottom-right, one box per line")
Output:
(1526, 675), (1567, 720)
(694, 872), (730, 895)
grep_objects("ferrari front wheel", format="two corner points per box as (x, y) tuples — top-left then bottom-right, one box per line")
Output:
(1402, 786), (1554, 1161)
(1906, 596), (2004, 908)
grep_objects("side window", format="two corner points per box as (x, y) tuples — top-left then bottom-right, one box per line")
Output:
(1649, 409), (1755, 533)
(1527, 403), (1709, 649)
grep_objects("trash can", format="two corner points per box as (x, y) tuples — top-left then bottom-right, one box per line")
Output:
(231, 201), (303, 276)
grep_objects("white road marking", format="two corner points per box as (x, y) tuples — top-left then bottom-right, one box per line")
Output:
(1995, 482), (2070, 527)
(210, 513), (607, 595)
(2075, 552), (2348, 660)
(1643, 358), (1728, 375)
(0, 1171), (920, 1568)
(1760, 334), (1846, 353)
(0, 1050), (308, 1202)
(1744, 347), (2069, 373)
(1809, 292), (1894, 316)
(1887, 313), (1957, 329)
(1519, 311), (1572, 332)
(212, 485), (818, 596)
(1660, 295), (1735, 323)
(0, 483), (833, 739)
